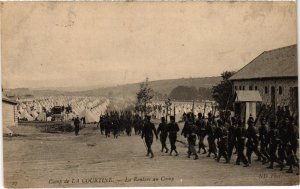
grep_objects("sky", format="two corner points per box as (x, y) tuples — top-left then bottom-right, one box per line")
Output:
(1, 2), (297, 90)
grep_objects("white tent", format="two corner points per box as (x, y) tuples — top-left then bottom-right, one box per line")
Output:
(37, 112), (47, 121)
(79, 109), (98, 123)
(19, 110), (34, 121)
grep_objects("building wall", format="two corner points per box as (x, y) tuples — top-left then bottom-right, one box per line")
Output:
(2, 102), (18, 127)
(232, 78), (298, 111)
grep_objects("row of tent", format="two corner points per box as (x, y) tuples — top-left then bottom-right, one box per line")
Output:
(17, 96), (110, 122)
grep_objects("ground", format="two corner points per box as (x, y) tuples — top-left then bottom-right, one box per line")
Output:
(3, 123), (299, 188)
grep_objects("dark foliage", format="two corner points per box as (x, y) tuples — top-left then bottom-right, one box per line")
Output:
(212, 71), (236, 110)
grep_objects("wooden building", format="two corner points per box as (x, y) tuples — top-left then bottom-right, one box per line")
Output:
(230, 44), (298, 120)
(2, 97), (18, 127)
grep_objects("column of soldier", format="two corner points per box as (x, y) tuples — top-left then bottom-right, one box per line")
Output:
(97, 106), (299, 175)
(98, 111), (144, 138)
(141, 106), (299, 175)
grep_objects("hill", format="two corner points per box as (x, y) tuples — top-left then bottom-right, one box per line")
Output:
(71, 76), (222, 99)
(4, 76), (222, 100)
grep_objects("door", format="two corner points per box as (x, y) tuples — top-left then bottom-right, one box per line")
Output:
(271, 86), (276, 112)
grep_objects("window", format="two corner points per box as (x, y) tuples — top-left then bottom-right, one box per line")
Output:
(279, 86), (283, 95)
(242, 86), (245, 90)
(255, 86), (258, 90)
(265, 86), (268, 94)
(239, 86), (242, 90)
(249, 86), (253, 90)
(235, 86), (238, 90)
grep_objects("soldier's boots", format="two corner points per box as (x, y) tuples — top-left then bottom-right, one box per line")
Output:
(286, 168), (293, 173)
(243, 163), (249, 167)
(165, 148), (169, 153)
(175, 150), (178, 156)
(150, 152), (154, 159)
(267, 162), (274, 169)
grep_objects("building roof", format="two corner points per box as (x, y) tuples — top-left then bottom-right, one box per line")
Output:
(2, 97), (18, 105)
(230, 44), (297, 81)
(234, 90), (262, 102)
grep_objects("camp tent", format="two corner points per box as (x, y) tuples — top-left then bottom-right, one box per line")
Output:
(79, 109), (98, 123)
(37, 112), (47, 121)
(19, 110), (34, 121)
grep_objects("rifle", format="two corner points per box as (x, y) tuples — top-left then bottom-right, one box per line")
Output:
(203, 102), (207, 119)
(254, 104), (265, 126)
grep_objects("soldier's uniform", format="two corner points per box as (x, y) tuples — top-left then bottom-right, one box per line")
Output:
(157, 117), (169, 153)
(235, 120), (249, 167)
(74, 117), (80, 136)
(182, 114), (199, 160)
(167, 116), (180, 156)
(228, 117), (237, 162)
(216, 120), (229, 163)
(266, 121), (282, 169)
(245, 119), (263, 165)
(112, 119), (119, 138)
(195, 113), (207, 154)
(258, 117), (270, 164)
(286, 143), (299, 174)
(141, 116), (158, 158)
(206, 118), (217, 158)
(278, 118), (289, 169)
(104, 116), (111, 138)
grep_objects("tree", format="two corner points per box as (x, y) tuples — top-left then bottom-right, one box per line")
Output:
(135, 77), (154, 116)
(212, 71), (236, 110)
(169, 86), (198, 101)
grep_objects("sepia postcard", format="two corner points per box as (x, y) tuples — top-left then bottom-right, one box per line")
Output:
(1, 1), (299, 187)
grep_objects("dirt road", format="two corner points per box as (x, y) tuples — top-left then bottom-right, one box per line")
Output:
(3, 124), (299, 187)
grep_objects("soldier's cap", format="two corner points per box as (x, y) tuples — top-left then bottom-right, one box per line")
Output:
(198, 113), (202, 117)
(161, 117), (165, 121)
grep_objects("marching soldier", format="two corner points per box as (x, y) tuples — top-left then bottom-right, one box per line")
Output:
(141, 115), (158, 158)
(182, 113), (199, 159)
(228, 117), (237, 162)
(235, 119), (249, 167)
(195, 113), (207, 154)
(157, 117), (169, 153)
(266, 121), (282, 169)
(206, 116), (217, 158)
(245, 118), (263, 165)
(104, 115), (111, 138)
(215, 120), (229, 163)
(258, 117), (270, 164)
(167, 116), (180, 156)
